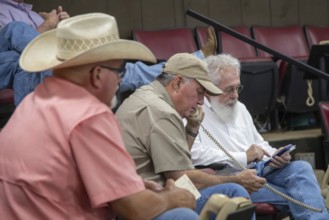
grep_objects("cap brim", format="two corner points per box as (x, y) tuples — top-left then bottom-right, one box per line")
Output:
(197, 79), (223, 96)
(20, 29), (156, 72)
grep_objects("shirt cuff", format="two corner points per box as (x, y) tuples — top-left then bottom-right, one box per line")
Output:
(193, 50), (206, 60)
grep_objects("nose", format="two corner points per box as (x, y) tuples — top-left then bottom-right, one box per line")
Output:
(198, 96), (204, 105)
(231, 89), (239, 99)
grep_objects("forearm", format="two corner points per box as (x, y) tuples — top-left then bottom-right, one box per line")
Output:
(186, 169), (239, 189)
(185, 124), (200, 150)
(112, 189), (169, 220)
(164, 169), (239, 190)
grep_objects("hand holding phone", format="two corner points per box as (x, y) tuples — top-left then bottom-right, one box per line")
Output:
(187, 105), (204, 127)
(264, 144), (296, 166)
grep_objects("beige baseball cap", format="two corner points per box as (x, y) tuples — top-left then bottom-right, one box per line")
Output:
(163, 53), (222, 95)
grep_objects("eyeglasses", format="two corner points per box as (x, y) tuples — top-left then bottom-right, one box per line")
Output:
(223, 85), (244, 94)
(100, 65), (126, 79)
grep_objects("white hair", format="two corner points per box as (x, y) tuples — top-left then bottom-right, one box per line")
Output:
(205, 54), (241, 85)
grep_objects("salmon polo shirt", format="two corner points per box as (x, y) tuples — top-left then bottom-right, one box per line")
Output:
(0, 77), (144, 220)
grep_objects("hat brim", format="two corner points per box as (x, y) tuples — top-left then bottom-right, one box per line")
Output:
(197, 79), (223, 96)
(20, 29), (156, 72)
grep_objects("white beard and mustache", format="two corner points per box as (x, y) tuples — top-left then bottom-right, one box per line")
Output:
(110, 95), (118, 109)
(209, 97), (239, 123)
(110, 85), (119, 109)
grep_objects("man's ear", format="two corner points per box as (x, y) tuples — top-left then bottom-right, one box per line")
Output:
(172, 75), (183, 91)
(90, 66), (102, 88)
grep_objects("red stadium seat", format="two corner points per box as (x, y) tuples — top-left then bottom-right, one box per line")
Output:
(252, 25), (322, 119)
(132, 28), (198, 62)
(304, 25), (329, 48)
(0, 89), (15, 128)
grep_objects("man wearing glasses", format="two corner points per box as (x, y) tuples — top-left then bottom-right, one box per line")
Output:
(190, 54), (329, 220)
(0, 13), (200, 220)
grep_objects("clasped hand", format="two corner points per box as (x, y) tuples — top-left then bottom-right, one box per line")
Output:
(186, 105), (205, 131)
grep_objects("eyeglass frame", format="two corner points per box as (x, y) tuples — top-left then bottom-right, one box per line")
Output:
(222, 85), (244, 94)
(99, 64), (126, 79)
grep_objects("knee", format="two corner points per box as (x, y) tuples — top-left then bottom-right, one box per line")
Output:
(289, 160), (313, 173)
(3, 21), (30, 34)
(221, 183), (250, 199)
(230, 183), (250, 198)
(161, 208), (198, 220)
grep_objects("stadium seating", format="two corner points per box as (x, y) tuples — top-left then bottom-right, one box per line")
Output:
(132, 27), (198, 62)
(304, 25), (329, 48)
(252, 25), (322, 127)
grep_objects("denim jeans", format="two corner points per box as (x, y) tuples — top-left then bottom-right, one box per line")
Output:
(0, 21), (51, 105)
(252, 160), (329, 220)
(153, 207), (198, 220)
(196, 183), (255, 220)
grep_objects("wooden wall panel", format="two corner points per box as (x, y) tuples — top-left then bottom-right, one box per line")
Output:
(173, 0), (186, 28)
(184, 0), (209, 27)
(241, 0), (271, 25)
(140, 0), (177, 30)
(24, 0), (329, 39)
(67, 0), (108, 15)
(107, 0), (142, 39)
(29, 0), (69, 12)
(299, 0), (329, 26)
(270, 0), (299, 26)
(209, 0), (243, 26)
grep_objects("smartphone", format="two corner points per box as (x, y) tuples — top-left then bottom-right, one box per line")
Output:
(264, 144), (296, 166)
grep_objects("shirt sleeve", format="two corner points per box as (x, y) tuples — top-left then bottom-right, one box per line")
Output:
(191, 133), (247, 168)
(70, 112), (145, 208)
(120, 61), (165, 93)
(243, 106), (277, 158)
(149, 115), (194, 174)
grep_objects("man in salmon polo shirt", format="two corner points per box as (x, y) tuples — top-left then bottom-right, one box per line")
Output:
(0, 13), (198, 220)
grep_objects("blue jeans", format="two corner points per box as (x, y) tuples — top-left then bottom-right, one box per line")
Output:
(153, 208), (198, 220)
(0, 21), (51, 105)
(252, 160), (329, 220)
(197, 183), (255, 220)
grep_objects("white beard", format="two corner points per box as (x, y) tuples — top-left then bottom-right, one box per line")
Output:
(110, 95), (118, 109)
(209, 97), (239, 123)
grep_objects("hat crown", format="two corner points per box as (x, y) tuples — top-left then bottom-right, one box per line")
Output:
(56, 13), (119, 60)
(163, 53), (222, 96)
(164, 53), (209, 80)
(20, 13), (156, 72)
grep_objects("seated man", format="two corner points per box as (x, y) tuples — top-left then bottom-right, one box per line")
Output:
(0, 0), (70, 32)
(0, 0), (70, 105)
(116, 53), (266, 219)
(0, 22), (52, 105)
(0, 20), (216, 105)
(191, 54), (329, 220)
(0, 13), (199, 220)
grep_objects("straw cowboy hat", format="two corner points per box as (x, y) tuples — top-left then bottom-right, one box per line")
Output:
(19, 13), (156, 72)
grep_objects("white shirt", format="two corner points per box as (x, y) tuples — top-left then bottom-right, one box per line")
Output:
(191, 98), (276, 169)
